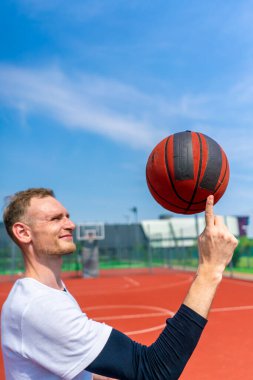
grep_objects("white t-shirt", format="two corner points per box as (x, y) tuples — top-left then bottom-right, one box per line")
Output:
(1, 278), (112, 380)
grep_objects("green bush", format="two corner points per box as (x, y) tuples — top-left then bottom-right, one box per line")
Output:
(232, 237), (253, 267)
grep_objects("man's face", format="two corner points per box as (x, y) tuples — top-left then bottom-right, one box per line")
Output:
(25, 196), (76, 256)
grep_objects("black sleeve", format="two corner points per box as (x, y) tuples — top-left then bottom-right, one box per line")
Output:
(86, 304), (207, 380)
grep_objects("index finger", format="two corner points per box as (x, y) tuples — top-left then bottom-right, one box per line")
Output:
(205, 195), (215, 227)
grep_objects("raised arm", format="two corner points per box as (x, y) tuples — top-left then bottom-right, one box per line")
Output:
(87, 196), (238, 379)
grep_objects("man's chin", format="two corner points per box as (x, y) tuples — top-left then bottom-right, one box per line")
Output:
(60, 249), (75, 256)
(40, 242), (77, 257)
(61, 242), (76, 256)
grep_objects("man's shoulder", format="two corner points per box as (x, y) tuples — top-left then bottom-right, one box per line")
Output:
(2, 278), (76, 318)
(5, 278), (64, 300)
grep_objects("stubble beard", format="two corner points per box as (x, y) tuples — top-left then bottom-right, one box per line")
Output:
(36, 240), (76, 257)
(59, 241), (76, 256)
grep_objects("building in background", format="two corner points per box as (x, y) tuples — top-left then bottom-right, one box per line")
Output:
(0, 215), (250, 276)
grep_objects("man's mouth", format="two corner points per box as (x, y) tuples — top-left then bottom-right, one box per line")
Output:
(59, 234), (73, 240)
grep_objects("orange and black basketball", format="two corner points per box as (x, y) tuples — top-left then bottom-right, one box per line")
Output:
(146, 130), (229, 214)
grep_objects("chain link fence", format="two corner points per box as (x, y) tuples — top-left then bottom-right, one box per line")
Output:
(0, 222), (252, 281)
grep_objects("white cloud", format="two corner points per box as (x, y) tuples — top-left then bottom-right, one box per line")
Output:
(0, 63), (253, 167)
(0, 65), (158, 149)
(0, 64), (208, 150)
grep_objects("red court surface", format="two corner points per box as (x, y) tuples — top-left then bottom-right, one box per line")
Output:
(1, 269), (253, 379)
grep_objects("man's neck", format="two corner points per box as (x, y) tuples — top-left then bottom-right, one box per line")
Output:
(24, 254), (64, 290)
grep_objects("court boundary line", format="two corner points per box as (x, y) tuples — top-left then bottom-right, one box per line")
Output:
(85, 304), (174, 336)
(74, 275), (193, 297)
(84, 303), (253, 336)
(211, 305), (253, 313)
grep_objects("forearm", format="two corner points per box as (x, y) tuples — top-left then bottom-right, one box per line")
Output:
(185, 195), (238, 318)
(143, 304), (207, 379)
(87, 304), (206, 380)
(183, 265), (223, 318)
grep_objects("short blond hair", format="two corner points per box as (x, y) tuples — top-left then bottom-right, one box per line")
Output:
(3, 188), (55, 241)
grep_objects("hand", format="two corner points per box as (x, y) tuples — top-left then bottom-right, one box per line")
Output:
(183, 195), (238, 317)
(197, 195), (238, 282)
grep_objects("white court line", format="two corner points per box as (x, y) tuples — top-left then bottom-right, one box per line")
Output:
(211, 305), (253, 313)
(84, 303), (253, 336)
(123, 276), (140, 287)
(85, 304), (173, 313)
(126, 323), (166, 336)
(84, 304), (174, 336)
(94, 311), (170, 321)
(82, 276), (193, 296)
(137, 277), (192, 292)
(86, 303), (253, 316)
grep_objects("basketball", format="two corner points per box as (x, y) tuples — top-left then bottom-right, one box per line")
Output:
(146, 130), (230, 214)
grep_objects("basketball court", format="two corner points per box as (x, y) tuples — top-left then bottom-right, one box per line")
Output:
(1, 269), (253, 379)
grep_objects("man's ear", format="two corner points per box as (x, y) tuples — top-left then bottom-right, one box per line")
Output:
(12, 222), (32, 244)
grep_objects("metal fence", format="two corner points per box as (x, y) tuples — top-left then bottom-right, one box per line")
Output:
(0, 222), (253, 281)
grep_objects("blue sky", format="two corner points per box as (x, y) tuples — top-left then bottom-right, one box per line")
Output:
(1, 0), (253, 235)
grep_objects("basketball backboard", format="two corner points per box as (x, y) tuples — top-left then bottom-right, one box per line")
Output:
(76, 222), (105, 241)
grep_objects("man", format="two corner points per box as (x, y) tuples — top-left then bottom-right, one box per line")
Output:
(1, 188), (238, 380)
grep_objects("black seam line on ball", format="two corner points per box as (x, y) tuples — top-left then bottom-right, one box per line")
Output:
(200, 134), (222, 191)
(212, 155), (228, 194)
(185, 132), (203, 212)
(164, 136), (189, 205)
(189, 153), (228, 205)
(147, 172), (206, 213)
(146, 174), (190, 212)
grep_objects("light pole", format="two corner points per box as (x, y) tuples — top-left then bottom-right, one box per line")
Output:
(130, 206), (138, 224)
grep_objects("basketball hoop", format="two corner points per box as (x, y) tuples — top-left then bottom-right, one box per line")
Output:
(76, 222), (105, 241)
(76, 223), (104, 278)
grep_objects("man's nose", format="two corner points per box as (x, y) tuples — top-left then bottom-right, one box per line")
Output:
(64, 217), (76, 230)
